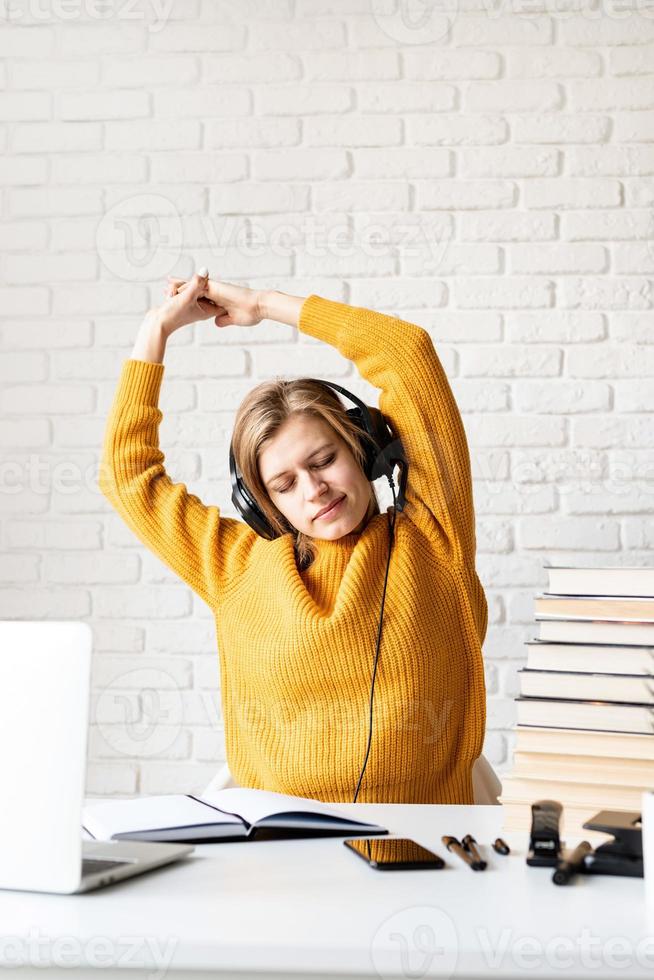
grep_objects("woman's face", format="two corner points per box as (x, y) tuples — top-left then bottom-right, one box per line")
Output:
(258, 413), (373, 541)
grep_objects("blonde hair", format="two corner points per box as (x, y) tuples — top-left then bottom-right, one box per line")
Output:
(231, 378), (380, 571)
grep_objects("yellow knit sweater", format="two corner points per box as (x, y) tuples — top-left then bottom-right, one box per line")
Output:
(99, 295), (488, 804)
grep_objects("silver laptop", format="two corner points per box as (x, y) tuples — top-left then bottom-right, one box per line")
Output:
(0, 620), (194, 894)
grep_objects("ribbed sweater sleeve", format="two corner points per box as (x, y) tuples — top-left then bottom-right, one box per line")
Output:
(97, 358), (255, 608)
(298, 295), (478, 568)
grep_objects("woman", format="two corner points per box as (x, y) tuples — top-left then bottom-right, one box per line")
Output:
(98, 271), (488, 805)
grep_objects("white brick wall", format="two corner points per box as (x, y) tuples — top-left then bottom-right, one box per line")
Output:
(1, 1), (653, 797)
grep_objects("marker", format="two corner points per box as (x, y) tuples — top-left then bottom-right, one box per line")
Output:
(442, 835), (485, 871)
(461, 834), (487, 870)
(492, 837), (510, 856)
(552, 840), (593, 886)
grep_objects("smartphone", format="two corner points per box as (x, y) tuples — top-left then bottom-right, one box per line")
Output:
(343, 837), (445, 870)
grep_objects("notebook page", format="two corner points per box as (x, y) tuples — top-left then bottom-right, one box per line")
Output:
(197, 785), (375, 828)
(82, 793), (242, 840)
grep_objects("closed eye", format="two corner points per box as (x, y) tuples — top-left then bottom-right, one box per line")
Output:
(275, 454), (335, 493)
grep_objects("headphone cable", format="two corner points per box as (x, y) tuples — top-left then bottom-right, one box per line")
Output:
(352, 476), (397, 804)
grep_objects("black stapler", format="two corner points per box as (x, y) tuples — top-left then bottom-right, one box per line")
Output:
(581, 810), (643, 879)
(526, 800), (564, 867)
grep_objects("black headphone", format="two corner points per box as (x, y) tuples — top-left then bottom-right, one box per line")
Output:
(228, 379), (410, 803)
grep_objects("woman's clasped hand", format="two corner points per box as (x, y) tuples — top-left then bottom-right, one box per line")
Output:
(154, 270), (265, 336)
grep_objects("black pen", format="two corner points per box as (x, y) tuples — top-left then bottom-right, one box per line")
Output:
(442, 835), (485, 871)
(552, 840), (593, 885)
(461, 834), (487, 870)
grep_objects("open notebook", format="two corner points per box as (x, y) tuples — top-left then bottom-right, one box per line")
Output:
(82, 780), (388, 843)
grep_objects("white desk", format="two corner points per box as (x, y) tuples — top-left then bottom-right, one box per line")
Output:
(0, 802), (650, 980)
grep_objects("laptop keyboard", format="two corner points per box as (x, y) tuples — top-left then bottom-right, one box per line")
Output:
(82, 857), (129, 876)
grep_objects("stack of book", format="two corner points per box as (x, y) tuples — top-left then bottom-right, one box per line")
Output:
(499, 564), (654, 845)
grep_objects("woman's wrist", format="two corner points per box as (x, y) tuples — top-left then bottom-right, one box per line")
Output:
(131, 310), (169, 364)
(259, 289), (306, 329)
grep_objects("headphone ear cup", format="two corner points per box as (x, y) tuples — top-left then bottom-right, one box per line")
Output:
(345, 407), (377, 480)
(229, 444), (277, 540)
(348, 406), (399, 483)
(369, 408), (408, 491)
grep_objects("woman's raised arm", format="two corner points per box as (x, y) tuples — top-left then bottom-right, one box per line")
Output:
(257, 289), (306, 329)
(296, 295), (479, 570)
(98, 271), (257, 609)
(130, 311), (169, 364)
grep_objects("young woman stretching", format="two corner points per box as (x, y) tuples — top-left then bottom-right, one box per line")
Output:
(98, 272), (488, 805)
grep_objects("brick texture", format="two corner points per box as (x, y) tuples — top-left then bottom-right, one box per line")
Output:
(1, 3), (652, 795)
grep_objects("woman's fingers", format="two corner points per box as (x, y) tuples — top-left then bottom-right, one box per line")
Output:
(168, 274), (237, 311)
(164, 278), (185, 298)
(164, 274), (212, 301)
(159, 271), (227, 325)
(166, 276), (189, 293)
(166, 274), (219, 302)
(198, 298), (227, 315)
(162, 274), (260, 327)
